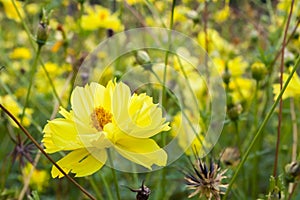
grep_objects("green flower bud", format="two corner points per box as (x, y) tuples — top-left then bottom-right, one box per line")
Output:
(36, 22), (49, 47)
(251, 62), (267, 81)
(222, 70), (231, 85)
(227, 104), (242, 121)
(136, 51), (152, 71)
(285, 162), (300, 182)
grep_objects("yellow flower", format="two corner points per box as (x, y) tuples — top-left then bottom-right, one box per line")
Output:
(43, 80), (169, 178)
(22, 163), (49, 192)
(171, 111), (205, 155)
(9, 47), (32, 60)
(229, 77), (254, 103)
(213, 4), (230, 23)
(81, 5), (124, 32)
(214, 56), (248, 77)
(198, 29), (235, 55)
(0, 0), (24, 22)
(0, 95), (33, 127)
(273, 68), (300, 100)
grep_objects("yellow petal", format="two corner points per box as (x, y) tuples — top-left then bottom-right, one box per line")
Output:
(114, 132), (167, 169)
(51, 148), (107, 178)
(71, 83), (104, 134)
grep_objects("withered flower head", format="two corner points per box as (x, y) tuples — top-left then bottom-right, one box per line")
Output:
(185, 156), (228, 200)
(129, 180), (151, 200)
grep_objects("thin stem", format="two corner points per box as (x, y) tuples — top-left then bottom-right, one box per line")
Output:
(252, 81), (260, 197)
(223, 55), (300, 200)
(99, 173), (115, 200)
(157, 1), (176, 199)
(11, 0), (62, 106)
(107, 150), (121, 200)
(288, 97), (298, 195)
(88, 177), (104, 200)
(0, 104), (96, 200)
(290, 98), (298, 162)
(273, 0), (295, 178)
(20, 45), (41, 122)
(288, 183), (298, 200)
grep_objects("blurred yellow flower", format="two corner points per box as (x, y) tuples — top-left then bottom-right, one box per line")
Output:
(43, 80), (169, 178)
(81, 5), (124, 32)
(213, 4), (230, 23)
(273, 68), (300, 100)
(22, 163), (49, 192)
(0, 0), (24, 22)
(9, 47), (32, 60)
(214, 56), (248, 77)
(171, 111), (205, 155)
(229, 77), (254, 103)
(198, 29), (235, 55)
(25, 3), (39, 15)
(0, 95), (33, 127)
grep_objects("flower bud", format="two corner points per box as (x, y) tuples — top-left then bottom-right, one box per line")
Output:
(227, 104), (242, 121)
(222, 70), (231, 85)
(285, 162), (300, 182)
(251, 62), (267, 81)
(36, 22), (49, 46)
(136, 51), (152, 71)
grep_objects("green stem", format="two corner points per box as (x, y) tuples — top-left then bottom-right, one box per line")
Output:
(11, 0), (62, 106)
(251, 81), (260, 198)
(223, 55), (300, 200)
(107, 150), (121, 200)
(157, 1), (176, 199)
(99, 172), (114, 200)
(273, 0), (295, 178)
(20, 45), (41, 122)
(88, 177), (104, 200)
(0, 104), (96, 200)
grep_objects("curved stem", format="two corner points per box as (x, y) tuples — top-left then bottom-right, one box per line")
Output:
(20, 45), (41, 122)
(223, 55), (300, 200)
(273, 0), (295, 178)
(107, 150), (121, 200)
(0, 104), (96, 200)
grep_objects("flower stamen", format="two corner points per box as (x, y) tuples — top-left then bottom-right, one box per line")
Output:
(91, 107), (112, 131)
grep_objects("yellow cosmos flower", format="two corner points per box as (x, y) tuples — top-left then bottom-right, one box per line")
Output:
(9, 47), (32, 60)
(273, 68), (300, 100)
(43, 80), (169, 178)
(81, 5), (124, 32)
(0, 0), (24, 22)
(171, 111), (205, 155)
(0, 95), (33, 127)
(213, 3), (230, 23)
(22, 163), (49, 192)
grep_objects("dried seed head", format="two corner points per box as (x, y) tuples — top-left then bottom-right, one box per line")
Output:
(185, 157), (228, 200)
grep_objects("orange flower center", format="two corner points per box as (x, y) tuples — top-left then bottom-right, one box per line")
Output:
(91, 107), (112, 131)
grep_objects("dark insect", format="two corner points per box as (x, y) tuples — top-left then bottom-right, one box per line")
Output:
(129, 180), (151, 200)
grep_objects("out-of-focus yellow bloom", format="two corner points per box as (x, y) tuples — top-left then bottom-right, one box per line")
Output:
(81, 5), (124, 32)
(0, 95), (33, 127)
(43, 80), (169, 178)
(213, 4), (230, 23)
(22, 163), (49, 192)
(173, 6), (189, 23)
(9, 47), (32, 60)
(273, 68), (300, 100)
(214, 56), (248, 77)
(126, 0), (144, 5)
(25, 3), (39, 15)
(229, 77), (254, 103)
(171, 111), (205, 155)
(198, 29), (235, 55)
(277, 0), (292, 12)
(0, 0), (24, 22)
